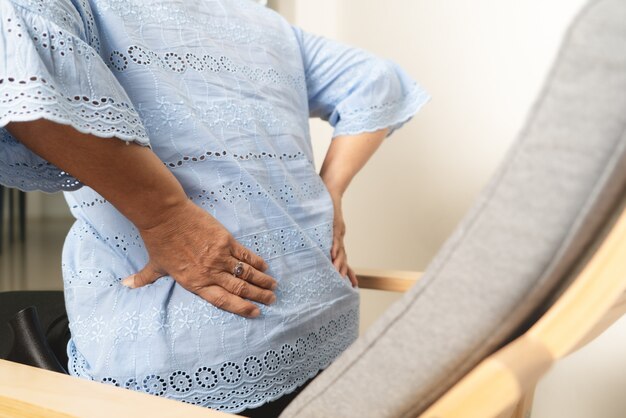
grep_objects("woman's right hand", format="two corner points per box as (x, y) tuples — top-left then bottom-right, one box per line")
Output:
(6, 120), (276, 318)
(121, 200), (277, 318)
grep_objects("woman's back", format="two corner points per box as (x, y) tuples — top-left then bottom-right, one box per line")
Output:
(63, 0), (358, 411)
(0, 0), (427, 412)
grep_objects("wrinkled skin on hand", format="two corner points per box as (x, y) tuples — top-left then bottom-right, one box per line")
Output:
(122, 200), (277, 318)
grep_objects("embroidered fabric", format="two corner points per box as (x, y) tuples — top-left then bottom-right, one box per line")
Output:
(334, 84), (432, 137)
(292, 26), (431, 138)
(93, 0), (293, 53)
(0, 0), (149, 191)
(136, 98), (298, 140)
(62, 207), (359, 413)
(110, 46), (306, 91)
(0, 77), (147, 141)
(0, 130), (81, 192)
(2, 0), (429, 412)
(68, 307), (359, 412)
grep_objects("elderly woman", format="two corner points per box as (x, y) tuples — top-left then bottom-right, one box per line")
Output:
(0, 0), (428, 416)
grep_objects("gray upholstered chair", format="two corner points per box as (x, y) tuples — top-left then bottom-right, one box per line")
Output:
(280, 0), (626, 416)
(0, 0), (624, 416)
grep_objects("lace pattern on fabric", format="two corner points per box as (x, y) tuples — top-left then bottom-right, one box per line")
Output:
(94, 0), (294, 53)
(63, 219), (335, 290)
(136, 98), (298, 139)
(109, 46), (306, 91)
(0, 1), (149, 190)
(0, 130), (81, 191)
(11, 0), (82, 37)
(333, 83), (431, 137)
(68, 307), (358, 413)
(0, 77), (148, 143)
(237, 221), (332, 261)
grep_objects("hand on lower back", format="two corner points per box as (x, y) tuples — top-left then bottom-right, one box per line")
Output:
(5, 120), (276, 317)
(329, 195), (358, 288)
(122, 200), (277, 318)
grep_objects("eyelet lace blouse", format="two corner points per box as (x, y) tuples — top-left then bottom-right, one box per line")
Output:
(0, 0), (430, 413)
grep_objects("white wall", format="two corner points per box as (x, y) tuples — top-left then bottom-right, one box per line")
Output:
(274, 1), (626, 417)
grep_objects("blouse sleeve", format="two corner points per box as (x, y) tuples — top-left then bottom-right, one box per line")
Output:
(292, 27), (430, 138)
(0, 0), (149, 192)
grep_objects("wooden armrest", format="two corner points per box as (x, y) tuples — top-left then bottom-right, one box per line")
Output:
(0, 360), (234, 418)
(355, 268), (421, 292)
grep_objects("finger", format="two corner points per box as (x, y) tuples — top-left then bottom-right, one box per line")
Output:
(333, 257), (344, 274)
(347, 266), (359, 288)
(232, 243), (268, 272)
(339, 263), (348, 278)
(196, 285), (261, 318)
(228, 258), (277, 290)
(331, 239), (339, 260)
(333, 257), (341, 271)
(122, 263), (164, 288)
(333, 249), (346, 273)
(221, 273), (276, 305)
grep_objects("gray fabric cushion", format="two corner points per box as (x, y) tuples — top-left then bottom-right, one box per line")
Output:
(281, 1), (626, 417)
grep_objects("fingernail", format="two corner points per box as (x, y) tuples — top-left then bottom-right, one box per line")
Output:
(121, 275), (135, 288)
(269, 295), (277, 304)
(271, 283), (278, 290)
(251, 308), (261, 317)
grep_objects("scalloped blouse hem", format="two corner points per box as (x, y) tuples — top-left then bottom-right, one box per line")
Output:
(67, 305), (359, 415)
(332, 84), (431, 139)
(1, 113), (151, 147)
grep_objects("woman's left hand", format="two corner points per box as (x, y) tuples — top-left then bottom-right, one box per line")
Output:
(329, 193), (358, 288)
(319, 129), (389, 289)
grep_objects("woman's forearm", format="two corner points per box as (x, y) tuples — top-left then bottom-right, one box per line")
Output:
(319, 128), (389, 197)
(7, 119), (276, 317)
(319, 128), (388, 286)
(6, 119), (188, 230)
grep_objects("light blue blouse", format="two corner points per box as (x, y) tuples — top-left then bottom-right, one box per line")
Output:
(0, 0), (429, 412)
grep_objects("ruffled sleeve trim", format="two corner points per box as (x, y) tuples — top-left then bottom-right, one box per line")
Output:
(0, 137), (81, 192)
(332, 82), (431, 138)
(0, 0), (150, 192)
(0, 75), (150, 145)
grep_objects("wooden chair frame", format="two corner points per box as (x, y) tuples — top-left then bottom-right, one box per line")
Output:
(420, 200), (626, 418)
(1, 204), (625, 417)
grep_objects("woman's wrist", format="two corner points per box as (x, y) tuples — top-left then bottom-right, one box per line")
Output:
(326, 188), (343, 203)
(321, 177), (346, 201)
(131, 192), (192, 232)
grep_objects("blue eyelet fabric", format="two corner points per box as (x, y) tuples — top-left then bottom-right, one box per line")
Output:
(0, 0), (429, 412)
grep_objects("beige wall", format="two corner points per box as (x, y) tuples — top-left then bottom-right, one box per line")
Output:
(284, 0), (588, 271)
(274, 1), (626, 417)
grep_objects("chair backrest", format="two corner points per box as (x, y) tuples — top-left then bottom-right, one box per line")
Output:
(281, 0), (626, 416)
(421, 200), (626, 418)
